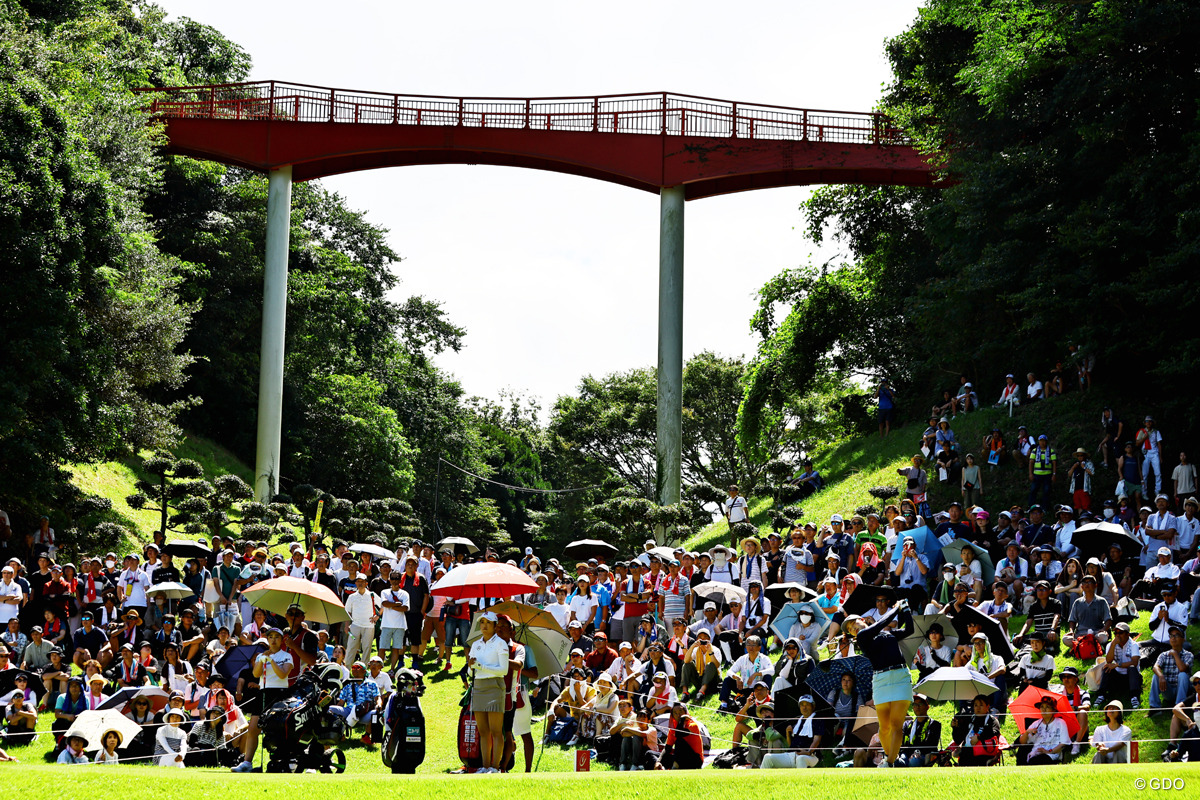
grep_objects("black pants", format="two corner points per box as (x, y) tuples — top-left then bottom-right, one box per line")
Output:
(1097, 667), (1143, 700)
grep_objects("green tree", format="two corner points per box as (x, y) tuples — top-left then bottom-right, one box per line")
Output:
(0, 5), (194, 514)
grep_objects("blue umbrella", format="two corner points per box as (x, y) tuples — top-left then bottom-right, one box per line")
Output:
(889, 525), (940, 565)
(770, 601), (830, 642)
(805, 655), (874, 705)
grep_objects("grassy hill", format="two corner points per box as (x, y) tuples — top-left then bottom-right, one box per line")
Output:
(66, 433), (253, 547)
(687, 388), (1126, 552)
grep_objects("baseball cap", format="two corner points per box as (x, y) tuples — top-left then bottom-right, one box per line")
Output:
(1115, 622), (1131, 633)
(830, 514), (844, 523)
(704, 601), (717, 611)
(1158, 547), (1172, 557)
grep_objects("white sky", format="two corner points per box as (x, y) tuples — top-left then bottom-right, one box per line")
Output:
(159, 0), (926, 411)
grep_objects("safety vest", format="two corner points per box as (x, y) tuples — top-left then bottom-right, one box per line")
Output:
(1032, 446), (1055, 475)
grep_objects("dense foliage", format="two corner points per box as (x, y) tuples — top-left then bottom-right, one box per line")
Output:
(740, 0), (1200, 447)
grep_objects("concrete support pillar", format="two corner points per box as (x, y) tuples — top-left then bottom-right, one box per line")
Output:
(255, 166), (293, 501)
(656, 185), (685, 505)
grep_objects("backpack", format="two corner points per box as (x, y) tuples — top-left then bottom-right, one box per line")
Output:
(545, 714), (578, 745)
(711, 746), (749, 769)
(1070, 633), (1101, 660)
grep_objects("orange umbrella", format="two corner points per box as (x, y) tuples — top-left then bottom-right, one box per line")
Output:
(242, 576), (349, 624)
(1009, 685), (1081, 739)
(430, 562), (538, 601)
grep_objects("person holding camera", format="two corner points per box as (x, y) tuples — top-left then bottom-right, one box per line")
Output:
(892, 535), (929, 610)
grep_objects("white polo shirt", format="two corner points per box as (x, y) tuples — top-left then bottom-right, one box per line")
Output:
(0, 579), (21, 624)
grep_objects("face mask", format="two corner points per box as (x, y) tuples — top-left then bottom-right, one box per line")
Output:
(713, 553), (728, 567)
(799, 613), (813, 624)
(1103, 509), (1115, 519)
(106, 560), (115, 569)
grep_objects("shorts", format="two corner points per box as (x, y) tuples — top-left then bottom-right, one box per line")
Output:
(879, 408), (895, 423)
(379, 626), (407, 650)
(249, 687), (289, 717)
(872, 666), (913, 705)
(445, 616), (470, 647)
(512, 697), (533, 736)
(404, 612), (423, 645)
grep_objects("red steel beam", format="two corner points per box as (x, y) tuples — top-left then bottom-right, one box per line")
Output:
(154, 117), (935, 198)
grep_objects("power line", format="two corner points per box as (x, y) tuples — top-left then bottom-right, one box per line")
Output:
(438, 458), (602, 495)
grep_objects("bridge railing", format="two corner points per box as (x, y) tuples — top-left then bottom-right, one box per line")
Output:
(139, 81), (909, 145)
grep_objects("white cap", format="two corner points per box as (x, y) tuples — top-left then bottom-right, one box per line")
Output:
(830, 514), (844, 523)
(1158, 547), (1172, 557)
(525, 547), (533, 555)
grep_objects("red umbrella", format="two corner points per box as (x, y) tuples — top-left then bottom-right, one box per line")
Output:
(430, 562), (538, 601)
(1009, 685), (1081, 739)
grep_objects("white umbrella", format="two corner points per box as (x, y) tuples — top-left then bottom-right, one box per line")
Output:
(913, 666), (997, 703)
(349, 542), (395, 560)
(643, 546), (678, 562)
(146, 581), (193, 600)
(899, 613), (959, 665)
(692, 581), (747, 606)
(65, 709), (144, 750)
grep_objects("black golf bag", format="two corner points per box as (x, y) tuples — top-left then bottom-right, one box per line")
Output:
(381, 668), (427, 774)
(259, 663), (349, 773)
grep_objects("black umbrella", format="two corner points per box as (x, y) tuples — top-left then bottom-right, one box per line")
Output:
(563, 539), (619, 561)
(1070, 521), (1142, 562)
(0, 668), (46, 701)
(841, 584), (897, 618)
(805, 655), (874, 705)
(96, 685), (169, 712)
(213, 643), (266, 682)
(949, 604), (1016, 664)
(162, 539), (213, 561)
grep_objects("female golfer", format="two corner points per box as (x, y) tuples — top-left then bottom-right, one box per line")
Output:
(850, 598), (914, 767)
(468, 610), (510, 773)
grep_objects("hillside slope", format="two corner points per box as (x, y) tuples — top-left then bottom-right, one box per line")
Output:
(688, 388), (1130, 551)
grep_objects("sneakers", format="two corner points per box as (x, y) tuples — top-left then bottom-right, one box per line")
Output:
(232, 760), (253, 773)
(443, 661), (452, 672)
(1130, 697), (1140, 709)
(361, 733), (373, 745)
(619, 765), (628, 771)
(566, 735), (579, 746)
(1071, 744), (1081, 756)
(632, 765), (644, 771)
(877, 759), (891, 767)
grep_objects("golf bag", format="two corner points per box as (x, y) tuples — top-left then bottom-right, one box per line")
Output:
(458, 706), (483, 769)
(259, 663), (349, 773)
(381, 668), (427, 774)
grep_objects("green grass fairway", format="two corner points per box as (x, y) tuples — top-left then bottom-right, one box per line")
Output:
(15, 762), (1199, 797)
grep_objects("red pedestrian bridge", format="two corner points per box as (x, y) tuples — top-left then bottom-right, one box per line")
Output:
(142, 81), (933, 197)
(141, 81), (934, 506)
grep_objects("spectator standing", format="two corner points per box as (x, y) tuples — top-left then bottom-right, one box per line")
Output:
(961, 454), (982, 507)
(877, 379), (896, 437)
(1099, 408), (1124, 468)
(1028, 435), (1057, 508)
(723, 485), (749, 548)
(1138, 416), (1164, 497)
(1173, 453), (1197, 514)
(1067, 448), (1095, 511)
